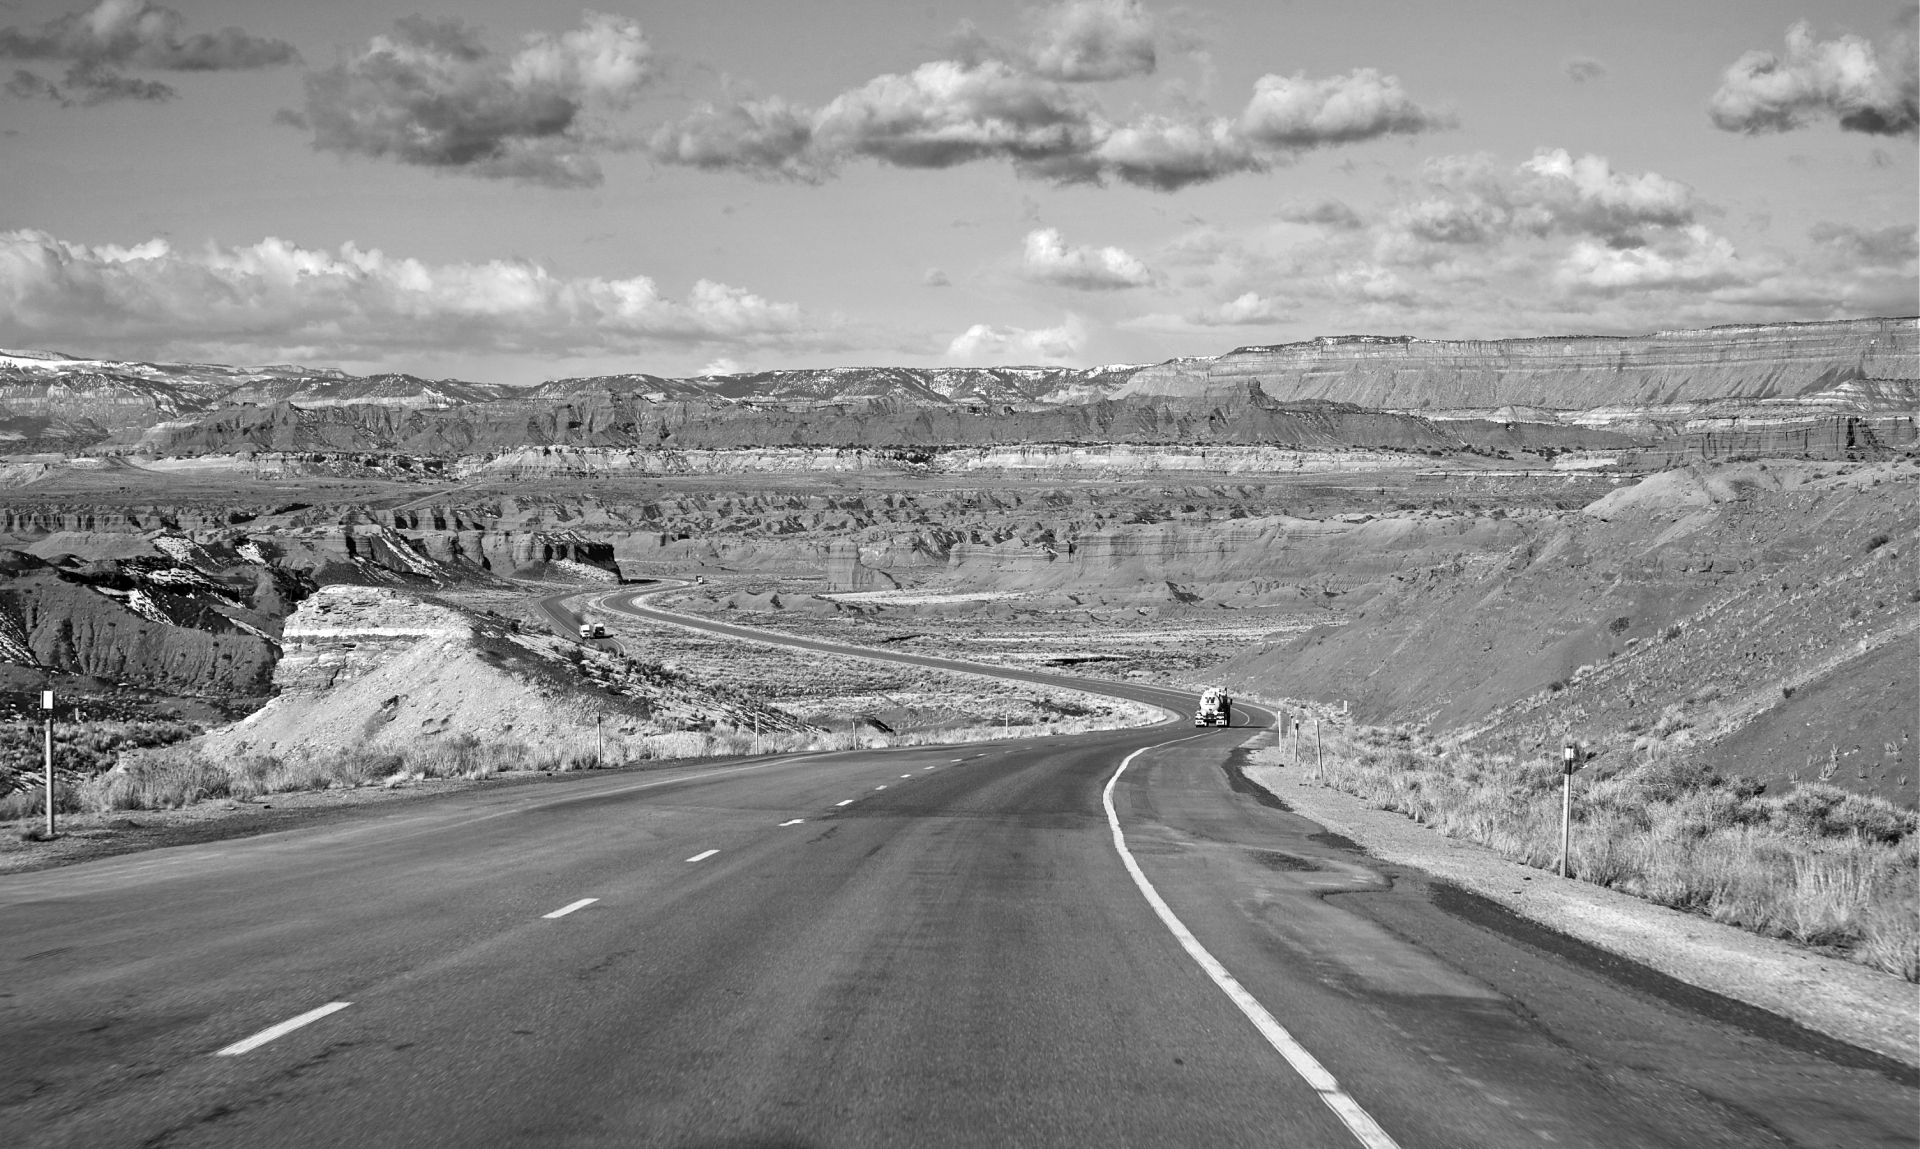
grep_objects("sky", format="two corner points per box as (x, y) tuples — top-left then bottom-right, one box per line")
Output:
(0, 0), (1915, 384)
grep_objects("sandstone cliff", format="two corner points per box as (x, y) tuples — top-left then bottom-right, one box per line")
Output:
(194, 585), (800, 760)
(1117, 318), (1918, 410)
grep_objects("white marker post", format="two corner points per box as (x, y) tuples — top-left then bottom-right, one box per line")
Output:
(1559, 739), (1580, 878)
(41, 688), (55, 839)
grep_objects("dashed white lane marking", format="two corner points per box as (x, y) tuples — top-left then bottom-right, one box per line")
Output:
(214, 1002), (352, 1057)
(686, 849), (719, 862)
(900, 774), (913, 778)
(923, 766), (936, 771)
(779, 818), (805, 826)
(951, 758), (964, 763)
(1103, 745), (1402, 1149)
(542, 898), (598, 919)
(874, 785), (888, 790)
(835, 799), (855, 807)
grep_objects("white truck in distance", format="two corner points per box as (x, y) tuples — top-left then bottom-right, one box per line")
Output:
(1194, 686), (1232, 727)
(578, 621), (607, 639)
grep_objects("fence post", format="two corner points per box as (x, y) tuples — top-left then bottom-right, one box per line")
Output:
(42, 688), (55, 839)
(1560, 740), (1579, 878)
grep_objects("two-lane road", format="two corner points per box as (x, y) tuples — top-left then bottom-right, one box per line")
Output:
(2, 585), (1913, 1147)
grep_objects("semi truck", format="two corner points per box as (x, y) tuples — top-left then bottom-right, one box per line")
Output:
(1194, 686), (1232, 727)
(578, 621), (608, 639)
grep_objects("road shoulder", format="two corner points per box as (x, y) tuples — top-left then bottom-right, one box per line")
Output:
(1242, 747), (1920, 1069)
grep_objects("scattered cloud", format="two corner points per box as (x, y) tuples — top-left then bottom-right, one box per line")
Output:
(1563, 56), (1607, 83)
(923, 267), (952, 286)
(700, 356), (743, 375)
(1807, 221), (1918, 266)
(647, 2), (1446, 191)
(0, 0), (294, 105)
(1115, 139), (1915, 344)
(1192, 291), (1289, 325)
(1277, 199), (1363, 229)
(945, 315), (1085, 363)
(0, 228), (838, 363)
(1026, 0), (1158, 82)
(1020, 227), (1155, 289)
(1709, 20), (1918, 137)
(279, 12), (652, 187)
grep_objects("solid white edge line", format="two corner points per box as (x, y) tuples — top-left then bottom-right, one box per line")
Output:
(686, 849), (719, 862)
(542, 897), (598, 919)
(1103, 745), (1401, 1149)
(214, 1002), (353, 1057)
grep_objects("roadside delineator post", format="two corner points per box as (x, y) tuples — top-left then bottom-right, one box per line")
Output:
(1560, 739), (1581, 878)
(1315, 718), (1322, 775)
(41, 687), (55, 839)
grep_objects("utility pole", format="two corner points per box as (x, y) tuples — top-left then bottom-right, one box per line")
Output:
(1560, 739), (1580, 879)
(41, 687), (55, 839)
(1315, 717), (1322, 775)
(596, 714), (604, 769)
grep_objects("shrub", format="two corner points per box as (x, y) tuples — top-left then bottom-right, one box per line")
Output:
(1295, 720), (1920, 980)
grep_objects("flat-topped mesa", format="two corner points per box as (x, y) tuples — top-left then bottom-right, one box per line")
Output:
(1115, 318), (1920, 411)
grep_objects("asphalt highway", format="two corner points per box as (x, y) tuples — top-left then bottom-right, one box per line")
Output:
(2, 584), (1914, 1147)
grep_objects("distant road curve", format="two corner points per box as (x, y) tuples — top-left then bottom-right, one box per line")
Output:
(580, 578), (1240, 727)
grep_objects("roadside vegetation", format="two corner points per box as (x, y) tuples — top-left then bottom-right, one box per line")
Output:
(2, 700), (1160, 833)
(1294, 719), (1919, 981)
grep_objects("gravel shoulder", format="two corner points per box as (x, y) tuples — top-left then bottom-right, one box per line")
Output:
(1242, 746), (1920, 1068)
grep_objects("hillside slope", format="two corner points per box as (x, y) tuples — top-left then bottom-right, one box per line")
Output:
(1221, 460), (1919, 805)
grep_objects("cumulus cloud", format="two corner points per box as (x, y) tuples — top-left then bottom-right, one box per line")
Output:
(0, 0), (294, 105)
(1709, 21), (1918, 137)
(1020, 227), (1154, 289)
(646, 14), (1446, 191)
(0, 228), (831, 363)
(1089, 111), (1264, 190)
(1383, 149), (1695, 253)
(700, 356), (743, 375)
(1554, 226), (1747, 293)
(1027, 0), (1158, 81)
(647, 96), (820, 180)
(1237, 68), (1453, 149)
(280, 12), (652, 188)
(811, 59), (1101, 173)
(945, 315), (1084, 363)
(1563, 56), (1607, 83)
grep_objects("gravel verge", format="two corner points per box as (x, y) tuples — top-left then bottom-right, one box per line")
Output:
(1242, 745), (1919, 1068)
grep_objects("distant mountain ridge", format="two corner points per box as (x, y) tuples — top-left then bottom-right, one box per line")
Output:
(2, 317), (1913, 456)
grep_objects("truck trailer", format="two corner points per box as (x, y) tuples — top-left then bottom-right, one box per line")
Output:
(1194, 686), (1232, 727)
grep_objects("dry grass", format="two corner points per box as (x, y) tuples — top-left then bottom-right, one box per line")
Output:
(1300, 721), (1920, 981)
(6, 696), (1160, 829)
